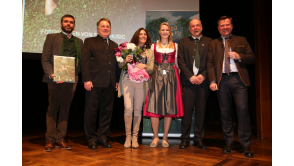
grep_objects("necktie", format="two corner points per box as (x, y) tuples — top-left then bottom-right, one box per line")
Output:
(224, 38), (230, 74)
(67, 35), (70, 39)
(105, 38), (109, 46)
(194, 39), (200, 69)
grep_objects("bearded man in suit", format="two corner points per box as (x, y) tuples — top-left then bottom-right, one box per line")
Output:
(81, 18), (120, 150)
(207, 16), (255, 158)
(42, 14), (83, 152)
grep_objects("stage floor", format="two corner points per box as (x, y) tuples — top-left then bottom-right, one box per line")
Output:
(22, 124), (272, 165)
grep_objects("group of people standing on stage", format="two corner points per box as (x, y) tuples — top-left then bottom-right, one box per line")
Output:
(41, 14), (255, 158)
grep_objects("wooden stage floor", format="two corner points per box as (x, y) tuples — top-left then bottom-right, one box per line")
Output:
(22, 124), (272, 166)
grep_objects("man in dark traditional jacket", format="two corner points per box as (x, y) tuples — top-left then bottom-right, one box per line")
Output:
(81, 18), (120, 150)
(178, 19), (212, 149)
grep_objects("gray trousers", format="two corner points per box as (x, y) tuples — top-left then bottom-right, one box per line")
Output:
(217, 74), (251, 148)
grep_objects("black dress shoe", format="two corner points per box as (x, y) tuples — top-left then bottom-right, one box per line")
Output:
(88, 141), (97, 150)
(222, 144), (234, 154)
(98, 140), (112, 148)
(179, 140), (189, 149)
(193, 140), (207, 149)
(242, 147), (254, 158)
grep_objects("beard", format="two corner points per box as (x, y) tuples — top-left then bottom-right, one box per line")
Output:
(61, 25), (74, 33)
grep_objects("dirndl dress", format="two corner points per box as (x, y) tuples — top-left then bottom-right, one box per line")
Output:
(143, 43), (184, 118)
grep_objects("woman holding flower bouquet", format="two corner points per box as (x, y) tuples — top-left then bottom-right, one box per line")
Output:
(143, 22), (184, 148)
(117, 28), (154, 148)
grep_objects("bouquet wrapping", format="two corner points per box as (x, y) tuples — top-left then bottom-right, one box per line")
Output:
(127, 62), (149, 83)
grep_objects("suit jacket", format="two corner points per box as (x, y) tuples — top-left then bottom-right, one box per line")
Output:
(41, 33), (83, 83)
(207, 35), (255, 86)
(178, 36), (212, 84)
(81, 36), (119, 88)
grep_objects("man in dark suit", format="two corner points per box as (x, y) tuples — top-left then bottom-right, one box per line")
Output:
(207, 16), (255, 158)
(81, 18), (120, 150)
(41, 14), (83, 152)
(178, 19), (212, 149)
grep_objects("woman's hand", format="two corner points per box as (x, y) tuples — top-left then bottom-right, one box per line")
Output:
(136, 63), (147, 69)
(124, 55), (133, 63)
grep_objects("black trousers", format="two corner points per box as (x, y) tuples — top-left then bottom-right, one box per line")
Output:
(84, 81), (115, 143)
(217, 74), (251, 148)
(181, 79), (210, 142)
(45, 75), (78, 143)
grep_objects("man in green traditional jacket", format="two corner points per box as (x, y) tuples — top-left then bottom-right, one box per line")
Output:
(41, 14), (83, 152)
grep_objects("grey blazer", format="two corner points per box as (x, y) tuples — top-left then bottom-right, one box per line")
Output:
(41, 33), (83, 83)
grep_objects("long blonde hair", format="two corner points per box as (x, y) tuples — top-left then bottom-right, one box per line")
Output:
(158, 22), (174, 49)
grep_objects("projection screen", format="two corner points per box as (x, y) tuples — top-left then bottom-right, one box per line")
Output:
(22, 0), (199, 53)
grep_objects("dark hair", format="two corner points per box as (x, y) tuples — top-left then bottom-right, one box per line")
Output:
(217, 16), (232, 26)
(61, 14), (75, 24)
(96, 18), (111, 27)
(130, 28), (151, 49)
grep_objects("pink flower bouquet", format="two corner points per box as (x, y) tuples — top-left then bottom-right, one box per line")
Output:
(127, 62), (149, 83)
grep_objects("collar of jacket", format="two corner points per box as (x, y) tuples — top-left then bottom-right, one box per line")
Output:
(97, 34), (109, 40)
(218, 34), (233, 41)
(189, 35), (203, 41)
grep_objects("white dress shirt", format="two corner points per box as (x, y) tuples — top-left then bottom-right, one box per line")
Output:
(62, 31), (72, 39)
(221, 36), (238, 73)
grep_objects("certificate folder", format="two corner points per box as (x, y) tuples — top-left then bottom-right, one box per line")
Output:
(53, 55), (75, 83)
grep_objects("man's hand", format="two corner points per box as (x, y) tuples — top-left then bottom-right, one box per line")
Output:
(209, 82), (218, 91)
(116, 83), (119, 91)
(189, 75), (197, 84)
(195, 74), (205, 85)
(50, 74), (56, 79)
(228, 51), (240, 60)
(84, 81), (93, 91)
(51, 74), (64, 84)
(56, 81), (64, 84)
